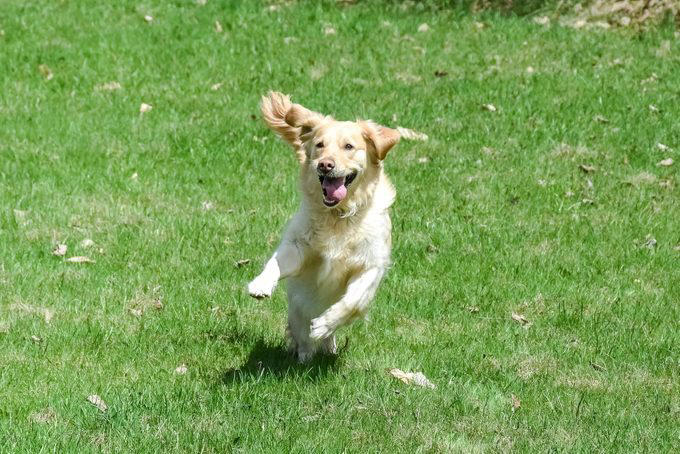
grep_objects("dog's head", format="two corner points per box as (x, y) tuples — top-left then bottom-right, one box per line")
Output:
(261, 92), (400, 210)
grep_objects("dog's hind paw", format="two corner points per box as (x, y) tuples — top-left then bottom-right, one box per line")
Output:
(309, 316), (335, 341)
(247, 276), (276, 299)
(322, 335), (337, 355)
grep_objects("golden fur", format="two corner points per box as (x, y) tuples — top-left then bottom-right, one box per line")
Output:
(248, 91), (400, 361)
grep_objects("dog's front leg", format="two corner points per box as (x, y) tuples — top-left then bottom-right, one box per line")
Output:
(248, 240), (304, 299)
(309, 267), (383, 340)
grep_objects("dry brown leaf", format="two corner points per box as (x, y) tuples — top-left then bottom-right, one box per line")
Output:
(38, 64), (53, 81)
(624, 172), (656, 187)
(569, 19), (587, 29)
(95, 81), (121, 91)
(30, 408), (56, 424)
(52, 244), (67, 256)
(579, 164), (596, 173)
(511, 394), (521, 411)
(659, 179), (673, 189)
(511, 312), (530, 326)
(643, 235), (657, 249)
(139, 103), (153, 113)
(235, 259), (250, 268)
(389, 368), (436, 389)
(66, 256), (95, 264)
(395, 73), (422, 84)
(87, 395), (108, 412)
(657, 158), (673, 167)
(641, 73), (658, 84)
(309, 64), (327, 80)
(175, 364), (188, 375)
(129, 308), (142, 317)
(590, 361), (606, 372)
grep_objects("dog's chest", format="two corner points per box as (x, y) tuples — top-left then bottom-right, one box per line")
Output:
(306, 214), (391, 271)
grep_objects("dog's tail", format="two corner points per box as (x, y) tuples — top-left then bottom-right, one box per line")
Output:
(260, 92), (305, 161)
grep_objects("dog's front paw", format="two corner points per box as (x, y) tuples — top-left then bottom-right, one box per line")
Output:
(247, 276), (276, 299)
(309, 316), (335, 341)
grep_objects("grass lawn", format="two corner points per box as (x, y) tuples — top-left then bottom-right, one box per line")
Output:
(1, 0), (678, 451)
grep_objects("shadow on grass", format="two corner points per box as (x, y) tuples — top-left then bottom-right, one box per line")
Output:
(220, 340), (341, 384)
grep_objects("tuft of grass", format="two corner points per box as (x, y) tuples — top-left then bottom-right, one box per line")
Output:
(0, 0), (678, 451)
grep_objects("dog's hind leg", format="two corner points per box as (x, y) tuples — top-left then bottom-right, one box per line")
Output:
(309, 268), (383, 341)
(286, 306), (318, 363)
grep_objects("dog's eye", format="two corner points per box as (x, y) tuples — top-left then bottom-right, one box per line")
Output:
(316, 142), (324, 148)
(344, 143), (354, 150)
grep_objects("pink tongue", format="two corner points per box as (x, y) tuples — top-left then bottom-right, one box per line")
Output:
(322, 177), (347, 202)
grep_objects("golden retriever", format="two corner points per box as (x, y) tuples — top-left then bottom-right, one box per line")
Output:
(248, 92), (400, 362)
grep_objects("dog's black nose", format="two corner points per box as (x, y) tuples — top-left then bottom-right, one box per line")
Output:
(317, 159), (335, 174)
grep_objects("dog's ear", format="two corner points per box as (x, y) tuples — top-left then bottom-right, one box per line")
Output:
(261, 92), (325, 157)
(360, 121), (401, 160)
(261, 91), (301, 149)
(284, 103), (324, 137)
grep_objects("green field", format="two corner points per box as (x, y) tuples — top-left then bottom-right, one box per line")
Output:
(1, 1), (678, 451)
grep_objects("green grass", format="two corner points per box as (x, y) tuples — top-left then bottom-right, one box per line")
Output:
(1, 0), (678, 452)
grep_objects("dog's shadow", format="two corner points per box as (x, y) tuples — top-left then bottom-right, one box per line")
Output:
(220, 339), (343, 385)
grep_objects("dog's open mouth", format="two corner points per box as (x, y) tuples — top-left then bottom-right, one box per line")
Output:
(319, 171), (357, 207)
